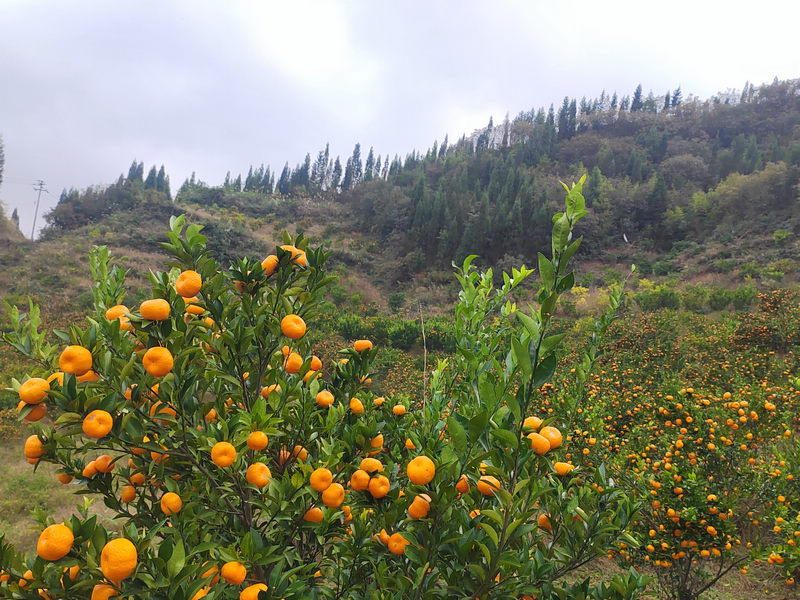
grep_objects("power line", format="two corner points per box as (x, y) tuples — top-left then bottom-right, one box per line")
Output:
(31, 179), (47, 240)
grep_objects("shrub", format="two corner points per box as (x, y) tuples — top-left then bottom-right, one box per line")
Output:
(634, 285), (680, 312)
(707, 286), (732, 311)
(681, 284), (709, 313)
(732, 284), (758, 310)
(388, 319), (421, 350)
(0, 181), (647, 599)
(388, 292), (405, 314)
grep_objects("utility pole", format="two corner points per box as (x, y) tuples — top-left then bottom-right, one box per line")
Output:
(31, 179), (47, 240)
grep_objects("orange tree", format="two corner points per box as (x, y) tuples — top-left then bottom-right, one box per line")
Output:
(1, 179), (648, 599)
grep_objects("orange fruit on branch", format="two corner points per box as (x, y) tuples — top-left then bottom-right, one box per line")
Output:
(281, 314), (306, 340)
(310, 468), (333, 492)
(37, 523), (74, 561)
(100, 538), (137, 583)
(316, 390), (334, 407)
(160, 492), (182, 515)
(354, 339), (373, 352)
(105, 304), (131, 331)
(240, 584), (269, 600)
(322, 482), (345, 507)
(83, 410), (113, 439)
(143, 346), (173, 377)
(139, 298), (170, 321)
(246, 431), (269, 450)
(19, 377), (49, 404)
(175, 270), (202, 297)
(221, 561), (247, 585)
(59, 345), (92, 376)
(211, 441), (236, 467)
(246, 463), (272, 488)
(407, 456), (436, 485)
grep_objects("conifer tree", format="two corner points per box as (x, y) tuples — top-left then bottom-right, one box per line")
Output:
(330, 156), (342, 192)
(342, 157), (354, 191)
(0, 134), (5, 192)
(439, 134), (448, 158)
(631, 84), (643, 111)
(144, 166), (157, 189)
(277, 163), (291, 195)
(672, 86), (682, 107)
(364, 146), (375, 181)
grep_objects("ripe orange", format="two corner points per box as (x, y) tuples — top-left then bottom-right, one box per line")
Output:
(456, 474), (470, 494)
(91, 584), (120, 600)
(211, 441), (236, 467)
(160, 492), (182, 515)
(221, 561), (247, 585)
(407, 456), (435, 485)
(82, 461), (98, 478)
(393, 404), (407, 416)
(310, 355), (323, 370)
(77, 369), (100, 382)
(316, 390), (334, 407)
(537, 513), (552, 531)
(477, 475), (501, 495)
(121, 485), (136, 503)
(261, 384), (281, 398)
(83, 410), (114, 439)
(349, 397), (364, 414)
(322, 482), (345, 507)
(388, 532), (409, 555)
(240, 583), (269, 600)
(528, 432), (551, 455)
(368, 475), (390, 498)
(360, 458), (383, 473)
(310, 468), (333, 492)
(523, 416), (543, 431)
(246, 463), (272, 488)
(247, 431), (269, 450)
(408, 494), (431, 519)
(37, 523), (74, 561)
(59, 345), (93, 376)
(176, 270), (202, 297)
(281, 314), (306, 339)
(143, 347), (173, 377)
(279, 244), (307, 266)
(405, 438), (416, 450)
(57, 473), (73, 484)
(350, 469), (370, 491)
(94, 454), (115, 473)
(353, 339), (373, 352)
(46, 372), (65, 386)
(105, 304), (131, 331)
(553, 462), (575, 476)
(539, 426), (562, 450)
(100, 538), (137, 583)
(261, 254), (279, 275)
(139, 298), (170, 321)
(284, 352), (303, 374)
(373, 396), (385, 406)
(19, 377), (49, 404)
(18, 400), (47, 422)
(184, 297), (204, 315)
(304, 507), (324, 523)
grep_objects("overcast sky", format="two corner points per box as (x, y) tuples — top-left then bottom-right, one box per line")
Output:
(1, 0), (798, 238)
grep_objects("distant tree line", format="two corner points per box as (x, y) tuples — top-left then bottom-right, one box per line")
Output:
(43, 79), (800, 271)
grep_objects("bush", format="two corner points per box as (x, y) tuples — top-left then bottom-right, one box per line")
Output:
(388, 292), (405, 313)
(732, 283), (758, 310)
(0, 182), (647, 599)
(707, 286), (732, 311)
(634, 285), (680, 312)
(681, 284), (709, 313)
(388, 319), (421, 350)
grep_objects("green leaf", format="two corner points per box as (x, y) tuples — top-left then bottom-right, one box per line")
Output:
(167, 537), (185, 578)
(490, 427), (518, 449)
(511, 338), (532, 380)
(533, 354), (557, 389)
(538, 253), (555, 290)
(468, 410), (488, 442)
(446, 416), (467, 454)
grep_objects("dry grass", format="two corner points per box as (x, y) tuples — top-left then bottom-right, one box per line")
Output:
(0, 436), (116, 554)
